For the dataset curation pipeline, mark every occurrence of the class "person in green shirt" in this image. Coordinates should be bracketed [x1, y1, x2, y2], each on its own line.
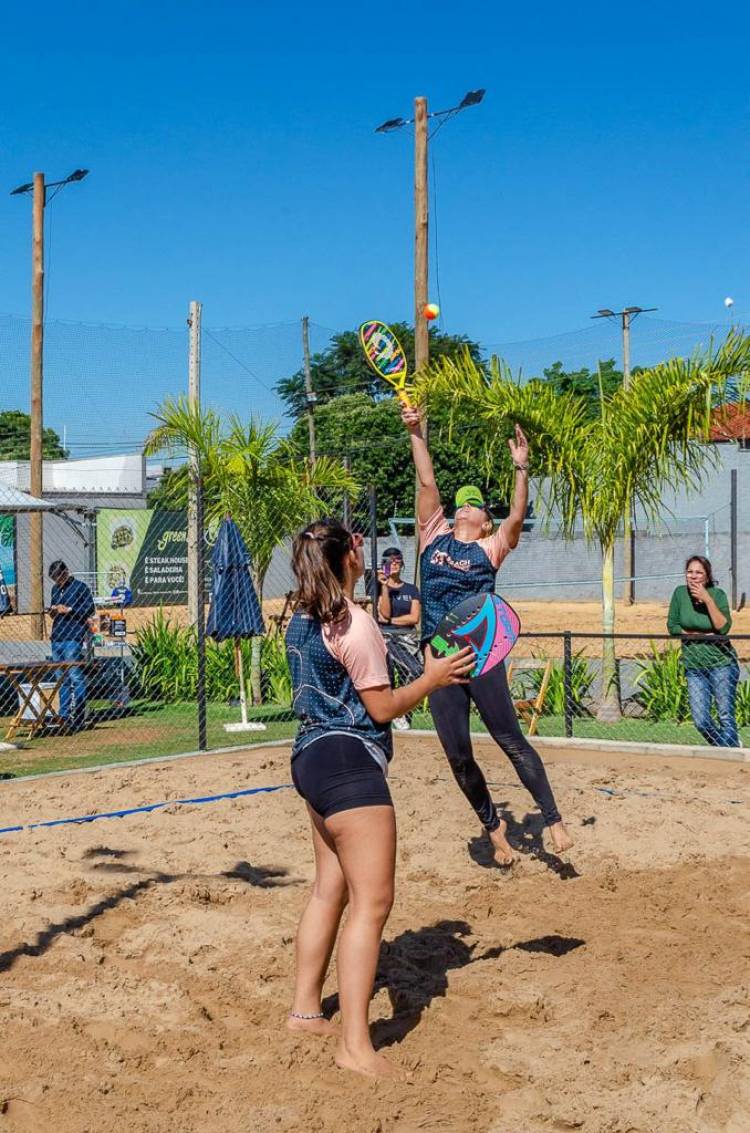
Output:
[667, 556, 739, 747]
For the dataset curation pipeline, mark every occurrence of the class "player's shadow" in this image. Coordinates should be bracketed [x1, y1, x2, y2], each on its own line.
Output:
[0, 846, 295, 974]
[321, 919, 584, 1046]
[468, 800, 580, 880]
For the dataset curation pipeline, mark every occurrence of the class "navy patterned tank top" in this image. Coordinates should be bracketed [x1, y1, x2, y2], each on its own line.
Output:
[420, 532, 498, 642]
[285, 609, 393, 761]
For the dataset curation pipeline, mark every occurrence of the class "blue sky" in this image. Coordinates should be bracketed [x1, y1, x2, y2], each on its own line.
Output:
[1, 1, 749, 448]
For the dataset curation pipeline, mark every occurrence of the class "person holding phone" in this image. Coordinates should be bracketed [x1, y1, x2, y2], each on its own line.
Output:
[48, 560, 95, 733]
[377, 547, 422, 730]
[667, 556, 740, 747]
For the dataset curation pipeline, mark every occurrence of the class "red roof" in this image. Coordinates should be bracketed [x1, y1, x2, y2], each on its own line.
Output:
[710, 403, 750, 442]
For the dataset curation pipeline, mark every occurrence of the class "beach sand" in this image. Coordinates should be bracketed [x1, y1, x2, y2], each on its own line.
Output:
[1, 736, 749, 1133]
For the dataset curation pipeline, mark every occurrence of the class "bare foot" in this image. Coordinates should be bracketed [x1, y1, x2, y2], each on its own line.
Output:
[335, 1041, 403, 1079]
[286, 1014, 338, 1038]
[548, 821, 574, 854]
[488, 819, 515, 866]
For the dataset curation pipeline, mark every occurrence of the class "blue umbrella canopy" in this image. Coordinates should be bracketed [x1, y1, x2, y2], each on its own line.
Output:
[206, 518, 265, 641]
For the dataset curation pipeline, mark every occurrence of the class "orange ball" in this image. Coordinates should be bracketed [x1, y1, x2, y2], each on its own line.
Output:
[423, 303, 440, 320]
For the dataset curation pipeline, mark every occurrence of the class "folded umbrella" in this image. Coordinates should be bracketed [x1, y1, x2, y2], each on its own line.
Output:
[206, 517, 265, 732]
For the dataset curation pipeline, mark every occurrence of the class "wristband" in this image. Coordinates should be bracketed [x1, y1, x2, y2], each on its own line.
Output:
[513, 463, 529, 472]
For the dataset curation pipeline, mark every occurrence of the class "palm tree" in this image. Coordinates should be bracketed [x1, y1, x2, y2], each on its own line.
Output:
[414, 330, 750, 720]
[144, 397, 357, 703]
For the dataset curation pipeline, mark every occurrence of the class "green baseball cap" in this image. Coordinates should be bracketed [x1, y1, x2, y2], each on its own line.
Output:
[455, 485, 486, 509]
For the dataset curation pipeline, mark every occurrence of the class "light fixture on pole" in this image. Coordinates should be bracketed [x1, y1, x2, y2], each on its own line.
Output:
[375, 90, 486, 377]
[10, 168, 90, 639]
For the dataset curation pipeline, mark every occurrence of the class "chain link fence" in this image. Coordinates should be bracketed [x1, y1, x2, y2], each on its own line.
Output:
[2, 309, 750, 774]
[2, 478, 749, 773]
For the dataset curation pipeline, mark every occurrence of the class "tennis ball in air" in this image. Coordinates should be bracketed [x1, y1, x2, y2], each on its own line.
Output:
[423, 303, 440, 320]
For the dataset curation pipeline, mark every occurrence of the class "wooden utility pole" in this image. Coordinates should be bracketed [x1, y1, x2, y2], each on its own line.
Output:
[592, 304, 656, 605]
[30, 172, 45, 640]
[413, 97, 429, 584]
[414, 97, 429, 377]
[302, 315, 316, 467]
[621, 309, 635, 605]
[187, 300, 202, 626]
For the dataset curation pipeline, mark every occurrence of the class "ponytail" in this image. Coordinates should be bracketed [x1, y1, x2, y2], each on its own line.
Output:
[291, 518, 353, 624]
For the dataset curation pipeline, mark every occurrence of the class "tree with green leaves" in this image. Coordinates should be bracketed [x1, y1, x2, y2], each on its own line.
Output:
[275, 324, 484, 416]
[0, 410, 67, 460]
[415, 332, 750, 720]
[542, 359, 625, 415]
[286, 392, 522, 529]
[144, 399, 357, 702]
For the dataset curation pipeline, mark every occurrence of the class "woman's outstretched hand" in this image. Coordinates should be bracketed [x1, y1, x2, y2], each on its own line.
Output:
[508, 423, 529, 466]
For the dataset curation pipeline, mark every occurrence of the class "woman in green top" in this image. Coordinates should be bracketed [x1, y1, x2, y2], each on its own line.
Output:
[667, 556, 739, 747]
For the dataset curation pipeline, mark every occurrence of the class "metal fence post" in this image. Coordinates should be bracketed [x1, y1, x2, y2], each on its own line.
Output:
[563, 630, 573, 738]
[731, 468, 738, 610]
[196, 482, 207, 751]
[368, 485, 378, 613]
[343, 455, 351, 529]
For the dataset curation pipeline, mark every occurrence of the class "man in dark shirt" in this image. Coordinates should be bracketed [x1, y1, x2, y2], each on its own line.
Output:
[377, 547, 422, 729]
[48, 560, 95, 732]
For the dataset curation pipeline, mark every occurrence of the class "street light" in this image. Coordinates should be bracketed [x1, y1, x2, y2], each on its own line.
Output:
[10, 168, 89, 197]
[10, 167, 90, 638]
[375, 89, 486, 136]
[374, 89, 486, 376]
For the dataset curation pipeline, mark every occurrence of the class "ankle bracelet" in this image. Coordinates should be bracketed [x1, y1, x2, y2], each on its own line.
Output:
[289, 1010, 325, 1020]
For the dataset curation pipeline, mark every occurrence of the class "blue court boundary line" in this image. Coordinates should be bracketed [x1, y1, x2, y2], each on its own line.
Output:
[0, 783, 293, 837]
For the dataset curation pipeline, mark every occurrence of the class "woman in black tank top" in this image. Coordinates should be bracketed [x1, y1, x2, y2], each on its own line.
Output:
[285, 517, 474, 1079]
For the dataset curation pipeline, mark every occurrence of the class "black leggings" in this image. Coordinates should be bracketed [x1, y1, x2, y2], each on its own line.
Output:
[428, 661, 562, 832]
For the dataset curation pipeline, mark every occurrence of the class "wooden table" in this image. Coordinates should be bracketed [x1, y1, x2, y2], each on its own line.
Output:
[0, 660, 85, 741]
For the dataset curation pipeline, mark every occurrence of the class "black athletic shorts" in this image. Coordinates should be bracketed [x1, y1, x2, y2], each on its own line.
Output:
[291, 733, 392, 819]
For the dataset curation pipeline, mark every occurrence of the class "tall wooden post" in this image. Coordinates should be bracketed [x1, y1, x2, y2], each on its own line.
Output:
[414, 97, 429, 379]
[302, 315, 316, 467]
[621, 310, 635, 604]
[30, 172, 45, 639]
[413, 97, 429, 586]
[187, 300, 202, 626]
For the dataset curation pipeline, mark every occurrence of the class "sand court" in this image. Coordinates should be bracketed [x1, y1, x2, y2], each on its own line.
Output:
[1, 736, 749, 1133]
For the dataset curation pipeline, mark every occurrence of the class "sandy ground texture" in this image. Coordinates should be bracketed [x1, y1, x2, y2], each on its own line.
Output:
[1, 736, 749, 1133]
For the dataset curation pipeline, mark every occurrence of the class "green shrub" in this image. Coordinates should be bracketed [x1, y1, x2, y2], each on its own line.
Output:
[514, 652, 594, 716]
[633, 644, 689, 723]
[131, 609, 197, 702]
[733, 677, 750, 726]
[131, 610, 291, 706]
[261, 634, 293, 706]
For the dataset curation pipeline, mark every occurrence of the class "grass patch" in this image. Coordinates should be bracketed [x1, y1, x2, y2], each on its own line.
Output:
[409, 709, 749, 748]
[0, 701, 297, 779]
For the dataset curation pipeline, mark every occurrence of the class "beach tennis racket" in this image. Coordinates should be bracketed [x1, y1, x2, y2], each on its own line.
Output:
[429, 593, 521, 679]
[359, 320, 411, 406]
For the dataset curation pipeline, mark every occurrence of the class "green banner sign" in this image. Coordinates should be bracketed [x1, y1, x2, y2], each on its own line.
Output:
[97, 509, 212, 606]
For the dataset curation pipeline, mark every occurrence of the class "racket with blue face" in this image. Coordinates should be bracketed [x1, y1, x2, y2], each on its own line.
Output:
[430, 593, 521, 678]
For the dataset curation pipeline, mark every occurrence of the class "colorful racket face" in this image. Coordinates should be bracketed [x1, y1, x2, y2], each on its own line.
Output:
[430, 593, 521, 678]
[359, 321, 411, 405]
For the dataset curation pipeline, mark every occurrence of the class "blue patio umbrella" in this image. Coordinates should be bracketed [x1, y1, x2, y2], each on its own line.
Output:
[207, 517, 265, 731]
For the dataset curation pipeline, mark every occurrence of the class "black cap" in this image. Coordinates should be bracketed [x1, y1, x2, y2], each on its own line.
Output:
[382, 546, 403, 560]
